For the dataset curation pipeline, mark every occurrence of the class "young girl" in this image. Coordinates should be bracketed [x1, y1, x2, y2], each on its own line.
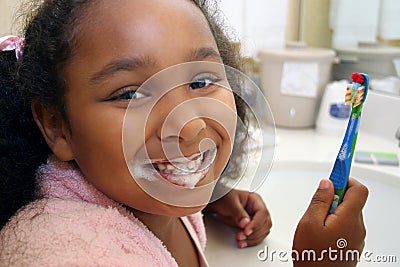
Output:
[0, 0, 368, 266]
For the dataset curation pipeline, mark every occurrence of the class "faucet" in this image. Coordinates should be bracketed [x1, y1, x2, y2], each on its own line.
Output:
[396, 127, 400, 147]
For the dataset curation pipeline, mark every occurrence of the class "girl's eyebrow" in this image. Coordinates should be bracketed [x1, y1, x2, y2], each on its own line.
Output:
[89, 47, 221, 85]
[189, 47, 222, 62]
[90, 56, 155, 85]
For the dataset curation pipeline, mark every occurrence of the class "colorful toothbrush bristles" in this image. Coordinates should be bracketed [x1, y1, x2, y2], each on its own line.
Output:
[352, 73, 366, 85]
[345, 85, 353, 105]
[345, 73, 366, 107]
[354, 87, 365, 107]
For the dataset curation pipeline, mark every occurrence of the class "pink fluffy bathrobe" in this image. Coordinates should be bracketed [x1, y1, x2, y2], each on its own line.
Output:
[0, 157, 208, 266]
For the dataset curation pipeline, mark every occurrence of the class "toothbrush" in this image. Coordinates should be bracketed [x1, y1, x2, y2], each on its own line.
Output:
[329, 73, 369, 213]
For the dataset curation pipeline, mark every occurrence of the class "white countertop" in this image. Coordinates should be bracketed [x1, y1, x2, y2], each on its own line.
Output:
[273, 127, 399, 177]
[205, 127, 400, 267]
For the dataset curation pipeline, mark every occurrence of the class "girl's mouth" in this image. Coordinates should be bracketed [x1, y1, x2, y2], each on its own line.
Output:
[142, 148, 217, 188]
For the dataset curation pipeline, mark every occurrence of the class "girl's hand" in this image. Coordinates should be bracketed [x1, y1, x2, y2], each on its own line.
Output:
[205, 189, 272, 248]
[293, 178, 368, 267]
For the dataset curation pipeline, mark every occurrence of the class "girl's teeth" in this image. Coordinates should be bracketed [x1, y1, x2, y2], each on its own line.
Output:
[157, 163, 166, 170]
[154, 154, 204, 174]
[188, 161, 196, 170]
[166, 164, 175, 171]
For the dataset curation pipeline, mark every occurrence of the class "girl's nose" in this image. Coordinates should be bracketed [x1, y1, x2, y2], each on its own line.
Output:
[155, 88, 207, 142]
[159, 116, 207, 142]
[178, 118, 206, 141]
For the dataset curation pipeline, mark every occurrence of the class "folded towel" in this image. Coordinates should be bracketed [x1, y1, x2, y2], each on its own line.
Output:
[330, 0, 380, 47]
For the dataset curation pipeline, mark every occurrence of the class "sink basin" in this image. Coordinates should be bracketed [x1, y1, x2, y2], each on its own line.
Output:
[205, 161, 400, 266]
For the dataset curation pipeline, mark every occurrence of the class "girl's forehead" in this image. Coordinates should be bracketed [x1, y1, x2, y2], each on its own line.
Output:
[69, 0, 218, 75]
[80, 0, 211, 37]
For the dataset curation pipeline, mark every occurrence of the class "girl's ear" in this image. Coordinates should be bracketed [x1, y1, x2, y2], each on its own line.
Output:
[31, 100, 74, 161]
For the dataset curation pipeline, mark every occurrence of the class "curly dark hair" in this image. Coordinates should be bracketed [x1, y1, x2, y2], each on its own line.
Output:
[0, 0, 247, 228]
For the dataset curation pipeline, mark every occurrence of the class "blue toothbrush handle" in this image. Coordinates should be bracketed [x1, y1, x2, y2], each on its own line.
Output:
[329, 115, 359, 213]
[329, 72, 368, 213]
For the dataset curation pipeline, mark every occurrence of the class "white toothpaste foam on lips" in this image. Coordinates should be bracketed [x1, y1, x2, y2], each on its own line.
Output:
[131, 147, 217, 188]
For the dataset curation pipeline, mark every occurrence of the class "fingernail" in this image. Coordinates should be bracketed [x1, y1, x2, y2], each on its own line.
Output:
[239, 241, 248, 249]
[238, 232, 247, 241]
[319, 179, 330, 189]
[239, 217, 250, 228]
[245, 229, 253, 236]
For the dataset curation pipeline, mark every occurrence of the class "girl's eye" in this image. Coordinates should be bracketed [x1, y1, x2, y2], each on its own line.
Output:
[189, 75, 221, 91]
[108, 87, 147, 101]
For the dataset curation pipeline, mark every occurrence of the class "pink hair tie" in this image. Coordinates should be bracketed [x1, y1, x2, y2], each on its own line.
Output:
[0, 35, 25, 61]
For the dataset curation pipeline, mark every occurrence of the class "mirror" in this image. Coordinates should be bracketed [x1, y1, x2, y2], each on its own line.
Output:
[296, 0, 400, 98]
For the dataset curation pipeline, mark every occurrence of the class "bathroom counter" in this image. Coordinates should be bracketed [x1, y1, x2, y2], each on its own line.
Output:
[273, 127, 400, 178]
[204, 127, 400, 267]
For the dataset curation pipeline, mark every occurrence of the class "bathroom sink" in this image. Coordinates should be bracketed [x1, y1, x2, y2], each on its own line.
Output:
[205, 161, 400, 266]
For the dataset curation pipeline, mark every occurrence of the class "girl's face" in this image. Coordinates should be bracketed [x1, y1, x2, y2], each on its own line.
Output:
[60, 0, 236, 216]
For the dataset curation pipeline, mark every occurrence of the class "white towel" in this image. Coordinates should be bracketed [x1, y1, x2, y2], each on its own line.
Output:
[245, 0, 289, 51]
[220, 0, 289, 56]
[330, 0, 380, 47]
[379, 0, 400, 39]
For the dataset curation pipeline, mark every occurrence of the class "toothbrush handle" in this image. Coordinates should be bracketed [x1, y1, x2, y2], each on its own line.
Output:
[331, 187, 347, 213]
[329, 73, 369, 213]
[329, 105, 362, 213]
